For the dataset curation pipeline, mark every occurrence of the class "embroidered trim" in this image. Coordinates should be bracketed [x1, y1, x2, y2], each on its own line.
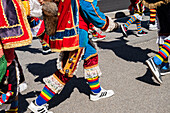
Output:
[2, 0, 32, 49]
[85, 53, 98, 61]
[51, 46, 80, 52]
[91, 3, 105, 21]
[0, 0, 24, 39]
[57, 48, 84, 76]
[3, 39, 32, 49]
[43, 74, 65, 94]
[104, 16, 117, 32]
[85, 0, 94, 2]
[84, 65, 102, 79]
[0, 1, 9, 27]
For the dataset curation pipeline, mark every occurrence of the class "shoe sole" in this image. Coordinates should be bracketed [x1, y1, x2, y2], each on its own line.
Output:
[28, 102, 53, 113]
[146, 59, 162, 84]
[28, 102, 37, 113]
[42, 49, 51, 54]
[120, 25, 127, 37]
[90, 91, 114, 101]
[136, 34, 148, 37]
[160, 71, 170, 76]
[92, 38, 105, 42]
[149, 28, 158, 31]
[19, 82, 28, 93]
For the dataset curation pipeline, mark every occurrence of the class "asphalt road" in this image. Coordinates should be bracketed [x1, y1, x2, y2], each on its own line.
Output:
[17, 14, 170, 113]
[98, 0, 131, 13]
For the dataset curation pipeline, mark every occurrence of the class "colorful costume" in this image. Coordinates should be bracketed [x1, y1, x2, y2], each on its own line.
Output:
[28, 0, 51, 54]
[89, 23, 106, 42]
[28, 0, 118, 112]
[121, 0, 147, 37]
[0, 0, 32, 112]
[149, 8, 158, 30]
[145, 0, 170, 84]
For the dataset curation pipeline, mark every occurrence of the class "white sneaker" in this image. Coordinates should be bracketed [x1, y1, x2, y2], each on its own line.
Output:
[42, 46, 51, 55]
[160, 64, 170, 75]
[149, 24, 158, 31]
[28, 101, 53, 113]
[90, 88, 114, 101]
[146, 57, 162, 84]
[19, 82, 28, 93]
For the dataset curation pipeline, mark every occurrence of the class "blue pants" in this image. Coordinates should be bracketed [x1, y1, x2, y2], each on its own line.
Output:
[79, 28, 97, 60]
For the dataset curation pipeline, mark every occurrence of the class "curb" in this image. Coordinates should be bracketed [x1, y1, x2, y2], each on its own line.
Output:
[104, 9, 130, 19]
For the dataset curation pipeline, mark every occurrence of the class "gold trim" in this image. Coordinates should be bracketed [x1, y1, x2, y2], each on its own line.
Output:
[0, 43, 2, 49]
[1, 0, 32, 49]
[85, 0, 93, 2]
[84, 64, 98, 69]
[85, 53, 97, 61]
[2, 0, 32, 49]
[51, 46, 80, 52]
[0, 0, 24, 39]
[63, 48, 83, 75]
[53, 74, 65, 85]
[3, 38, 32, 49]
[0, 1, 9, 27]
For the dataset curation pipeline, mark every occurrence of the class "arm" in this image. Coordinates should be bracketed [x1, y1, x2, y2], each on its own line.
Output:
[80, 0, 119, 32]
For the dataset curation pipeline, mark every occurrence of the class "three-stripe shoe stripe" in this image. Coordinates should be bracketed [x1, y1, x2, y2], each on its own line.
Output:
[99, 92, 107, 97]
[146, 58, 162, 84]
[120, 25, 127, 37]
[37, 108, 47, 113]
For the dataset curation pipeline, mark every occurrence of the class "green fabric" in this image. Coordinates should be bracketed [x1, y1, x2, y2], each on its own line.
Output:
[0, 55, 7, 83]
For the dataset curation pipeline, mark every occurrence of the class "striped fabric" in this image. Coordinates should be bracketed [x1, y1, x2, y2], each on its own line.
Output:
[136, 20, 142, 33]
[150, 9, 157, 24]
[125, 15, 137, 28]
[154, 40, 170, 65]
[40, 40, 48, 47]
[36, 85, 55, 106]
[87, 76, 101, 94]
[159, 45, 169, 69]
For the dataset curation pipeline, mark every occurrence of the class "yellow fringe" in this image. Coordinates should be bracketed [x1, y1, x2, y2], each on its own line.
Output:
[142, 0, 170, 9]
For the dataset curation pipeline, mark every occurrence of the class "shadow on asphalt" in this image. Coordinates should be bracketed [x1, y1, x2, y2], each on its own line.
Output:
[15, 45, 42, 54]
[19, 59, 91, 112]
[114, 16, 150, 31]
[96, 37, 160, 86]
[19, 91, 41, 113]
[96, 36, 157, 63]
[26, 59, 58, 83]
[19, 76, 91, 112]
[48, 76, 91, 109]
[136, 69, 160, 86]
[15, 37, 52, 55]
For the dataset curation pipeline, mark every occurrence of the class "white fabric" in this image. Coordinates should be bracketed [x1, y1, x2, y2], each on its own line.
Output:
[84, 65, 102, 79]
[31, 20, 43, 37]
[156, 35, 170, 45]
[43, 74, 64, 94]
[133, 13, 143, 21]
[0, 104, 11, 111]
[156, 36, 166, 45]
[29, 0, 42, 17]
[105, 16, 117, 32]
